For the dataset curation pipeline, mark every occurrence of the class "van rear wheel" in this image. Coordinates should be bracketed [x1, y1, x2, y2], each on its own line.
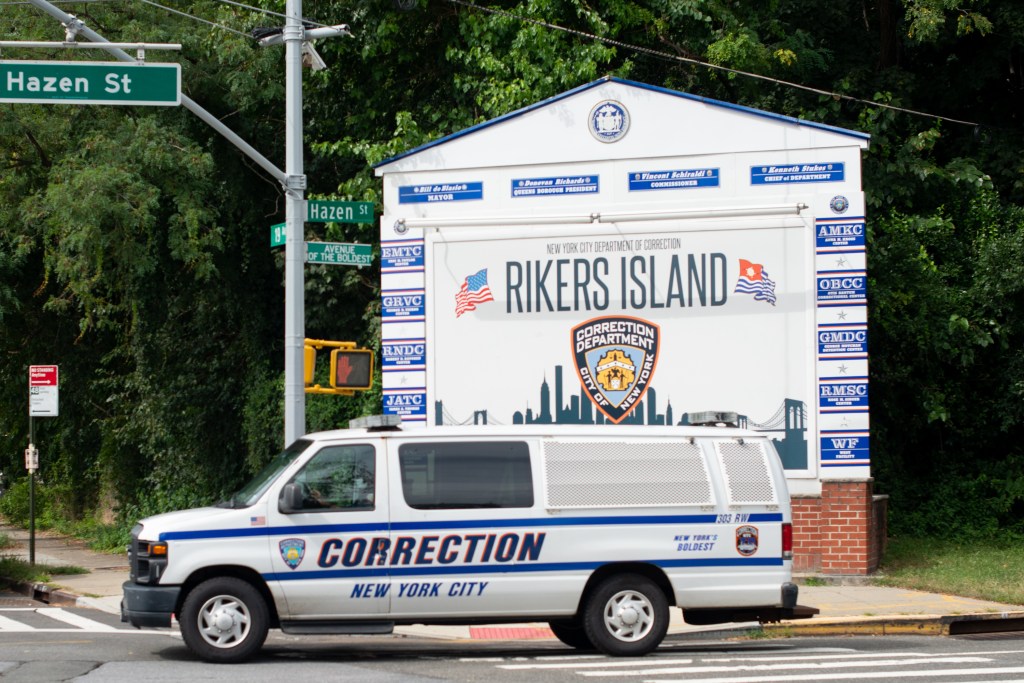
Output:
[549, 618, 594, 650]
[179, 577, 269, 663]
[582, 574, 668, 656]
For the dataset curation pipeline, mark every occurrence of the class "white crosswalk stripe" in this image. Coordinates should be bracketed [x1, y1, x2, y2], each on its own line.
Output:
[36, 607, 120, 632]
[0, 607, 141, 633]
[0, 614, 34, 631]
[480, 646, 1024, 682]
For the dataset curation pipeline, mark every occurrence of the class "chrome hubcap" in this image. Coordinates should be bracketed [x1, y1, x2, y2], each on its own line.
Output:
[602, 589, 654, 642]
[198, 595, 251, 648]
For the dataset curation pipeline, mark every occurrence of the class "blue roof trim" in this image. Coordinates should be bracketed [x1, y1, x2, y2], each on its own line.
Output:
[374, 78, 609, 170]
[374, 76, 869, 170]
[610, 77, 870, 142]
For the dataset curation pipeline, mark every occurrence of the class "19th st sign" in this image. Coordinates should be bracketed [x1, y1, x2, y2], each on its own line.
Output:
[1, 60, 180, 105]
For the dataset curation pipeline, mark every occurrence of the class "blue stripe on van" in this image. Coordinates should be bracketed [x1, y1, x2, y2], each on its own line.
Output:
[158, 513, 784, 542]
[262, 556, 784, 582]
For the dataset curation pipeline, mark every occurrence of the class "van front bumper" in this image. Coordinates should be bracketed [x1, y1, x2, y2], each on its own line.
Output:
[121, 581, 180, 628]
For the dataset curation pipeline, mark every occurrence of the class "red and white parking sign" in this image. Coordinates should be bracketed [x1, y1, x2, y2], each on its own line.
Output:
[29, 365, 59, 416]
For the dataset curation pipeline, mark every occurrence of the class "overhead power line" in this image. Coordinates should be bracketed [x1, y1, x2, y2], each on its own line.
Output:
[446, 0, 979, 128]
[135, 0, 331, 41]
[138, 0, 251, 37]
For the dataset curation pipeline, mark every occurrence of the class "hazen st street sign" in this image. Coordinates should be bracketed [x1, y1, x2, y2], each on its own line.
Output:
[1, 60, 181, 106]
[306, 200, 374, 224]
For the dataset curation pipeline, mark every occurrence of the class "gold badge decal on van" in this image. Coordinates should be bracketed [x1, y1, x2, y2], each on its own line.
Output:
[571, 316, 660, 424]
[736, 525, 759, 556]
[280, 538, 306, 569]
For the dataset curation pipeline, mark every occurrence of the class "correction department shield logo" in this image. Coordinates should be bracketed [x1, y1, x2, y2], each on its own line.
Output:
[279, 538, 306, 569]
[736, 525, 759, 556]
[571, 316, 660, 424]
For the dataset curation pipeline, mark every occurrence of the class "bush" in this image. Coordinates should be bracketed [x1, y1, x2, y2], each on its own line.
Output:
[0, 478, 40, 527]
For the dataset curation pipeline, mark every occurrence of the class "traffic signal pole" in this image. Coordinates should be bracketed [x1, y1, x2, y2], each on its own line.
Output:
[282, 0, 306, 446]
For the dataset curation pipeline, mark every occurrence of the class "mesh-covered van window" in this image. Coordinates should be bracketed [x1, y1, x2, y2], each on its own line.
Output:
[714, 440, 778, 505]
[544, 441, 714, 508]
[398, 442, 534, 509]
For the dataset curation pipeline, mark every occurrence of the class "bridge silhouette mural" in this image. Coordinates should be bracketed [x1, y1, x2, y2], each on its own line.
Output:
[435, 364, 808, 470]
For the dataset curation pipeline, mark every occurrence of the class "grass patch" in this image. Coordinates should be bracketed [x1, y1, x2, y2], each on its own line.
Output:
[876, 536, 1024, 605]
[0, 556, 88, 589]
[0, 533, 12, 550]
[44, 518, 131, 554]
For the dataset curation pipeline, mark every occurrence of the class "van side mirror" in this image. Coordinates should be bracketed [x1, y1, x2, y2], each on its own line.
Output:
[279, 483, 304, 513]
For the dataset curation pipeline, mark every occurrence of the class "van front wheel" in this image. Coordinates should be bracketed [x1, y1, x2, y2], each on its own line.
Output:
[179, 577, 269, 663]
[582, 574, 668, 656]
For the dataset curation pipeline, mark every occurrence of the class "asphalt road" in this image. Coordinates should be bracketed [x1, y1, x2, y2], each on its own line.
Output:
[4, 597, 1024, 682]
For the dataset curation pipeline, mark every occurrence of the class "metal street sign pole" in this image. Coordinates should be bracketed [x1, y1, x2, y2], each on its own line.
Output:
[27, 364, 57, 566]
[282, 0, 305, 446]
[28, 419, 35, 565]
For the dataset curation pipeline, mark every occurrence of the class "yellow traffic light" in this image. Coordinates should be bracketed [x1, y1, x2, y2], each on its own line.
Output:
[330, 349, 374, 390]
[303, 345, 316, 385]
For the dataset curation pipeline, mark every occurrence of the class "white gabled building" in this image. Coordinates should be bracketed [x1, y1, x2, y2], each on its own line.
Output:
[374, 77, 879, 574]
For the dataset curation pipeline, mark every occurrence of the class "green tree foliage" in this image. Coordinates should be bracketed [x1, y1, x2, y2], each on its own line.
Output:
[1, 0, 1022, 539]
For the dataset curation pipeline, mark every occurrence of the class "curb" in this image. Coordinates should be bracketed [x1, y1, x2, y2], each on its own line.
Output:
[763, 611, 1024, 637]
[30, 582, 81, 608]
[8, 581, 83, 609]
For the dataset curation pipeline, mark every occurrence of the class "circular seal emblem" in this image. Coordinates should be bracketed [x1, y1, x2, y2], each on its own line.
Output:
[829, 195, 850, 214]
[588, 100, 630, 143]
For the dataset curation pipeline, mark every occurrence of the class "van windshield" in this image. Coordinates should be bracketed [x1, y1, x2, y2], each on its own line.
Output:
[217, 439, 312, 508]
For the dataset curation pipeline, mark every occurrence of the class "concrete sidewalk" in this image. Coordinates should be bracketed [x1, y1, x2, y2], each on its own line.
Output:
[4, 522, 1024, 639]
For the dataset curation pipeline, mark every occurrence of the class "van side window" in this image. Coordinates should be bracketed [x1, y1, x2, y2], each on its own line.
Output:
[287, 444, 375, 512]
[399, 441, 533, 509]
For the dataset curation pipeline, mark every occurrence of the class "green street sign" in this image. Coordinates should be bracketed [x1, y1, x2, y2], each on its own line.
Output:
[306, 242, 373, 267]
[270, 222, 287, 247]
[306, 200, 374, 224]
[0, 60, 181, 106]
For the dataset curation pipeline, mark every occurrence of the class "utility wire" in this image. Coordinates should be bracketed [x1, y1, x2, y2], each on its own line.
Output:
[447, 0, 979, 127]
[206, 0, 329, 28]
[0, 0, 110, 4]
[135, 0, 329, 40]
[138, 0, 251, 37]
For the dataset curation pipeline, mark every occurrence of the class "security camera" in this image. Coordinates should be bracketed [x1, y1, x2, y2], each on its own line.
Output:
[302, 43, 328, 71]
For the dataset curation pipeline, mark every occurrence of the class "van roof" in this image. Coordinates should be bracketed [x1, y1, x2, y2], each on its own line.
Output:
[301, 423, 767, 442]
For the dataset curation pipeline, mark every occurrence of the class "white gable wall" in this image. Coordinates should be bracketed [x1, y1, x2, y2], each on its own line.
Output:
[376, 78, 871, 497]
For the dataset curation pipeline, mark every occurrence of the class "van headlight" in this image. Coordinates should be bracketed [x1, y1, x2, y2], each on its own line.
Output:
[128, 530, 169, 584]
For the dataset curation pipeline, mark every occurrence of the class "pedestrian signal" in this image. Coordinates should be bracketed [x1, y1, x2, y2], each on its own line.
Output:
[330, 349, 374, 391]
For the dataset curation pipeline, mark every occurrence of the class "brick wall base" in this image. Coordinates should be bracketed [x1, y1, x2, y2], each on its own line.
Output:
[792, 479, 888, 575]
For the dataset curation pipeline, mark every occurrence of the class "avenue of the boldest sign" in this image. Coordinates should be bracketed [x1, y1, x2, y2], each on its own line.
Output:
[0, 60, 181, 106]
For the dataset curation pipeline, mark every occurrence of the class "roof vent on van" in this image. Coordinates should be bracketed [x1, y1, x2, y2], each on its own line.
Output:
[348, 415, 402, 431]
[688, 411, 740, 427]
